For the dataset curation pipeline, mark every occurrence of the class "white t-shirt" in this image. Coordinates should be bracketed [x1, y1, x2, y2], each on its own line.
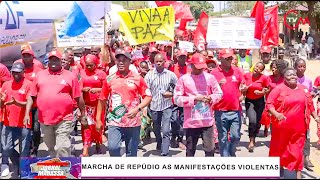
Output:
[109, 64, 139, 75]
[298, 43, 310, 59]
[307, 36, 314, 51]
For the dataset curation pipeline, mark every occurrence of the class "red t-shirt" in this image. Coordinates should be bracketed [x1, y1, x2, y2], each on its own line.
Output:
[244, 73, 270, 100]
[80, 69, 107, 107]
[1, 79, 32, 128]
[314, 76, 320, 87]
[169, 63, 191, 79]
[30, 69, 81, 125]
[99, 71, 152, 127]
[211, 66, 244, 111]
[0, 63, 12, 87]
[14, 58, 44, 70]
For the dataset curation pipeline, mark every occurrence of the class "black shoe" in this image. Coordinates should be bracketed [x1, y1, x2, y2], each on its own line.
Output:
[160, 153, 168, 156]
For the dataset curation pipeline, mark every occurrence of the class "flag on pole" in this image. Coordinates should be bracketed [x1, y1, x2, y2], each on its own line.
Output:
[194, 12, 208, 51]
[262, 5, 279, 46]
[250, 1, 265, 40]
[61, 1, 111, 37]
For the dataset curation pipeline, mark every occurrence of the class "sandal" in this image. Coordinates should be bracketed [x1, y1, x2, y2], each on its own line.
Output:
[248, 145, 255, 153]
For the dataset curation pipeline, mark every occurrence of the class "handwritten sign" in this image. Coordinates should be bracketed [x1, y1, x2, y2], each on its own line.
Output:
[206, 17, 261, 49]
[118, 6, 175, 45]
[54, 20, 105, 47]
[179, 41, 194, 52]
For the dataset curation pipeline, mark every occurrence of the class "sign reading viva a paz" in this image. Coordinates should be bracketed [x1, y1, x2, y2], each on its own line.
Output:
[118, 6, 175, 45]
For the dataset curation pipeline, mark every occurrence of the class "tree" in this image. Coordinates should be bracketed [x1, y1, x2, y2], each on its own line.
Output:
[225, 1, 256, 16]
[185, 1, 214, 20]
[270, 1, 320, 49]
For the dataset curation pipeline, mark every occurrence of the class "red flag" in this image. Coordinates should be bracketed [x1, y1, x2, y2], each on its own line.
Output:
[262, 5, 279, 46]
[250, 1, 265, 40]
[155, 1, 193, 21]
[194, 12, 209, 51]
[179, 19, 189, 30]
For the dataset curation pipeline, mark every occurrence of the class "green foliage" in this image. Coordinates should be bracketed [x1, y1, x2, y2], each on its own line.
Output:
[185, 1, 214, 20]
[225, 1, 256, 16]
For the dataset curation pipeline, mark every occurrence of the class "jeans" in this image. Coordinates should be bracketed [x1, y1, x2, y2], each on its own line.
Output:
[0, 122, 3, 154]
[108, 126, 140, 157]
[1, 126, 31, 165]
[185, 126, 215, 157]
[215, 111, 241, 157]
[171, 106, 184, 142]
[245, 97, 265, 138]
[150, 107, 173, 155]
[30, 108, 41, 156]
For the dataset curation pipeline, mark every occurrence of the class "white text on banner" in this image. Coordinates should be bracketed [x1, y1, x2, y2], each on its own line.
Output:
[81, 157, 280, 178]
[54, 19, 105, 48]
[206, 17, 262, 49]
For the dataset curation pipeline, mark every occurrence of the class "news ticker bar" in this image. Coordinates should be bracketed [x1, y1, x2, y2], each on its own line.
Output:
[20, 157, 280, 179]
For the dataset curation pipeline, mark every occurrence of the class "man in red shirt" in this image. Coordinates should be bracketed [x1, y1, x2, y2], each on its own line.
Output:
[96, 48, 152, 157]
[17, 49, 44, 158]
[66, 49, 82, 74]
[169, 49, 190, 150]
[0, 62, 32, 177]
[211, 49, 246, 157]
[23, 50, 86, 157]
[14, 49, 44, 70]
[0, 62, 11, 158]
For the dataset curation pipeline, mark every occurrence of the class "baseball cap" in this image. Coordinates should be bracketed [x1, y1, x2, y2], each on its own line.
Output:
[191, 53, 207, 69]
[48, 50, 62, 59]
[11, 62, 25, 73]
[149, 47, 158, 53]
[21, 49, 35, 56]
[219, 49, 234, 59]
[178, 49, 188, 56]
[21, 44, 32, 52]
[115, 48, 132, 59]
[260, 46, 272, 53]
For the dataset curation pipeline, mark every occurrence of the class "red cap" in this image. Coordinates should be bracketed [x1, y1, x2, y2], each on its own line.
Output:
[191, 53, 207, 69]
[85, 54, 99, 65]
[48, 50, 62, 59]
[149, 47, 158, 53]
[219, 49, 234, 59]
[178, 49, 188, 56]
[115, 48, 132, 59]
[21, 49, 35, 56]
[260, 46, 272, 53]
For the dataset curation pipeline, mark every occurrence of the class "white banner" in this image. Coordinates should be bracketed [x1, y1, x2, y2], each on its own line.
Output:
[156, 40, 172, 45]
[206, 17, 261, 49]
[81, 157, 280, 178]
[179, 41, 194, 52]
[54, 19, 105, 47]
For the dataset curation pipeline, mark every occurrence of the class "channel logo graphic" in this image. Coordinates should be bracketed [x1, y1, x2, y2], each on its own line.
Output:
[20, 157, 81, 179]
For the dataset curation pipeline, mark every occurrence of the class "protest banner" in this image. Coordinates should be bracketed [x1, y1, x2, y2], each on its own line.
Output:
[156, 40, 172, 45]
[206, 17, 261, 49]
[54, 19, 105, 47]
[118, 6, 175, 45]
[179, 41, 194, 52]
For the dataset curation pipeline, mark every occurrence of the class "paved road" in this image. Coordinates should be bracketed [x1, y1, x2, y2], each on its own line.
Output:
[1, 59, 320, 179]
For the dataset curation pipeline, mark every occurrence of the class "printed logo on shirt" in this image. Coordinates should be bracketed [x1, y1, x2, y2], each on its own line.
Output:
[304, 89, 309, 93]
[231, 76, 238, 82]
[31, 73, 36, 78]
[19, 89, 26, 94]
[191, 101, 212, 121]
[94, 76, 98, 80]
[126, 79, 135, 87]
[60, 79, 67, 85]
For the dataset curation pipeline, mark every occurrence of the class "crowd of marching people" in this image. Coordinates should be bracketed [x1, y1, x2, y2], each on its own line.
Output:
[0, 30, 320, 179]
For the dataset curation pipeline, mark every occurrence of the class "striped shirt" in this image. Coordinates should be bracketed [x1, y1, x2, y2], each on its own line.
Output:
[145, 68, 178, 111]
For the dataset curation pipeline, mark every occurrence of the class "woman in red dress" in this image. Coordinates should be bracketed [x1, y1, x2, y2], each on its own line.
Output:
[80, 54, 107, 157]
[266, 68, 319, 178]
[261, 60, 287, 137]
